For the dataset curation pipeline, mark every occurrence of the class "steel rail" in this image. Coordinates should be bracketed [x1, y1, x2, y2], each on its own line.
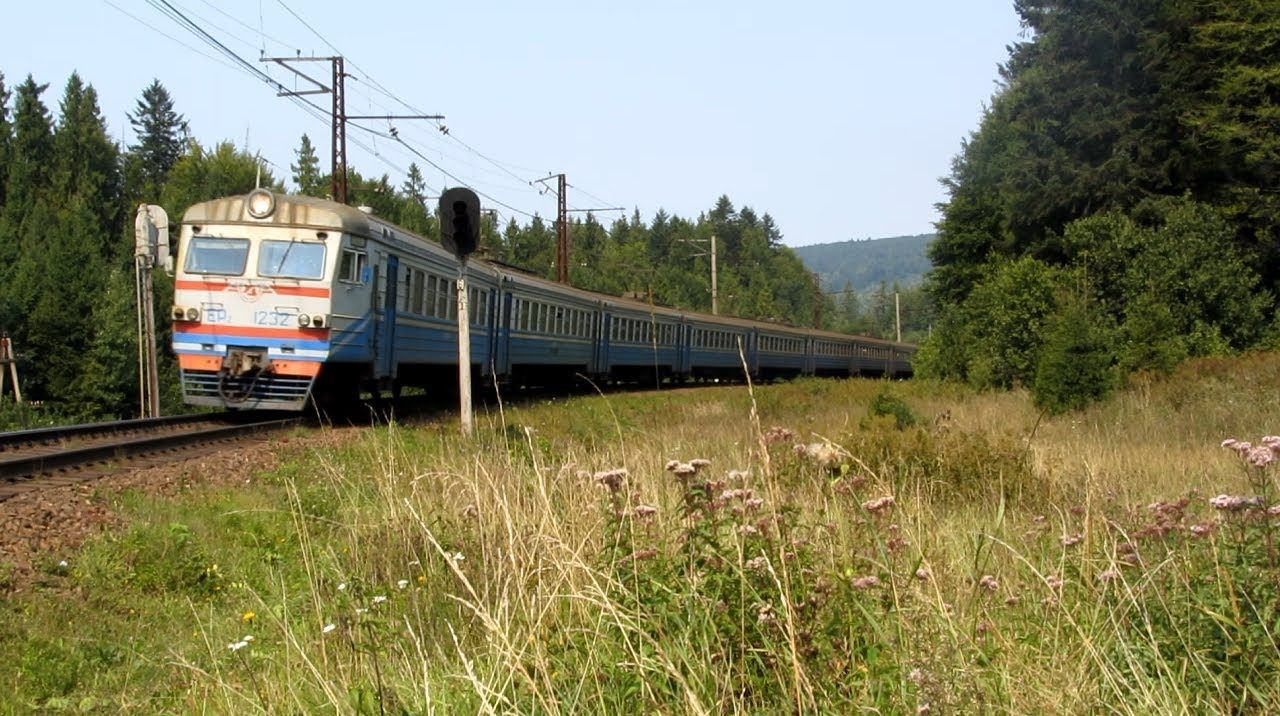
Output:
[0, 412, 278, 452]
[0, 417, 300, 484]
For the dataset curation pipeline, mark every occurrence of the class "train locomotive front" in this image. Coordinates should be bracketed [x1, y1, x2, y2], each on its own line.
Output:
[171, 189, 372, 411]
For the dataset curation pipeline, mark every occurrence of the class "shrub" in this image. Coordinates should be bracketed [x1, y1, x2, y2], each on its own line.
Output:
[868, 389, 921, 428]
[1032, 297, 1114, 414]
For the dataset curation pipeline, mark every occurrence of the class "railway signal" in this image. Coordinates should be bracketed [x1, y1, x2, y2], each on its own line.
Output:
[439, 188, 482, 437]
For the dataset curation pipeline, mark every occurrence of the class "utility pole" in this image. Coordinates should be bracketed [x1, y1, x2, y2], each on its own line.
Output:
[262, 55, 442, 204]
[895, 291, 902, 343]
[134, 205, 172, 418]
[710, 234, 719, 315]
[533, 172, 623, 284]
[812, 272, 823, 329]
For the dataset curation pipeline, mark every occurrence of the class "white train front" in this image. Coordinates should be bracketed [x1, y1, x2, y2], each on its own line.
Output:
[170, 189, 915, 412]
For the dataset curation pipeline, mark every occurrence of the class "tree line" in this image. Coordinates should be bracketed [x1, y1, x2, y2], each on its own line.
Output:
[919, 0, 1280, 412]
[0, 68, 856, 425]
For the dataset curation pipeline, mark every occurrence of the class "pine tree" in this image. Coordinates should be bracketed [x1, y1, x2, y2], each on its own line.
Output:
[0, 71, 12, 212]
[52, 73, 121, 257]
[291, 133, 323, 196]
[127, 80, 187, 198]
[0, 76, 54, 341]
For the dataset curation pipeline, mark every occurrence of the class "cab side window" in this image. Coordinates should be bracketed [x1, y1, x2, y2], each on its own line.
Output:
[339, 249, 368, 283]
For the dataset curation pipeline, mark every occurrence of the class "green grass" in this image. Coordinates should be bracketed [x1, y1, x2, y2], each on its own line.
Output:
[2, 354, 1279, 713]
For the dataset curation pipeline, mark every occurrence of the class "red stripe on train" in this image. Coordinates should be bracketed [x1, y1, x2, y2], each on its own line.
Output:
[175, 280, 331, 298]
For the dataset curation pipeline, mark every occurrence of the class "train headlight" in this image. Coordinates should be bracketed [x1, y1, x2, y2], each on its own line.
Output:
[298, 313, 311, 327]
[172, 306, 185, 321]
[185, 307, 200, 321]
[246, 188, 276, 219]
[311, 314, 326, 328]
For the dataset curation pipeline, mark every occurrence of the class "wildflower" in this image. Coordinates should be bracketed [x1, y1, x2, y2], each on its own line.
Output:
[745, 556, 768, 572]
[57, 560, 68, 569]
[337, 582, 348, 591]
[1189, 522, 1215, 537]
[1097, 569, 1120, 583]
[408, 559, 420, 566]
[1246, 446, 1275, 468]
[690, 458, 712, 470]
[1045, 574, 1065, 590]
[726, 469, 750, 481]
[1209, 494, 1264, 511]
[242, 610, 256, 624]
[743, 497, 764, 511]
[763, 426, 797, 444]
[908, 668, 925, 683]
[664, 460, 681, 471]
[671, 462, 696, 477]
[1269, 505, 1280, 517]
[719, 488, 745, 501]
[355, 608, 368, 614]
[228, 640, 249, 652]
[371, 595, 387, 605]
[918, 704, 932, 715]
[796, 442, 843, 468]
[633, 504, 658, 519]
[322, 623, 336, 634]
[1221, 438, 1239, 449]
[852, 575, 881, 589]
[1060, 533, 1083, 547]
[915, 567, 931, 581]
[887, 536, 910, 553]
[739, 524, 760, 536]
[978, 575, 999, 591]
[1004, 595, 1020, 606]
[1262, 435, 1280, 452]
[593, 468, 628, 491]
[417, 575, 427, 584]
[450, 552, 465, 564]
[862, 496, 896, 513]
[756, 603, 777, 625]
[397, 579, 409, 589]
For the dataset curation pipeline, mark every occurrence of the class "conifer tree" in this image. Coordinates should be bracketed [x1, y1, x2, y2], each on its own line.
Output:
[127, 80, 187, 197]
[291, 133, 323, 196]
[0, 75, 54, 343]
[52, 73, 121, 256]
[0, 71, 12, 212]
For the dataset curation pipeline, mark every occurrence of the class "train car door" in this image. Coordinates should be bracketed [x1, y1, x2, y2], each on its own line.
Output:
[375, 254, 399, 379]
[598, 312, 612, 374]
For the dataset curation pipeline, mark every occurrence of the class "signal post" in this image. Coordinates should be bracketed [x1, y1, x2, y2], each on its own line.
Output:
[439, 188, 482, 437]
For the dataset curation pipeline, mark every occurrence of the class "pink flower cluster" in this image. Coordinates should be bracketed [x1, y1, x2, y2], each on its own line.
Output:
[862, 496, 896, 513]
[1222, 436, 1280, 468]
[1208, 494, 1265, 512]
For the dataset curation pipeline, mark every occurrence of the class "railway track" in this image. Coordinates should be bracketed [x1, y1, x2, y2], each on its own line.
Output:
[0, 412, 302, 501]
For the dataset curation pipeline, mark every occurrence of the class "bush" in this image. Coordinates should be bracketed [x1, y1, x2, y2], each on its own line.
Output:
[1032, 297, 1114, 414]
[868, 389, 921, 428]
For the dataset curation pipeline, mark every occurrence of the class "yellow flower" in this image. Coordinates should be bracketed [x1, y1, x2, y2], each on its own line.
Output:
[242, 610, 257, 624]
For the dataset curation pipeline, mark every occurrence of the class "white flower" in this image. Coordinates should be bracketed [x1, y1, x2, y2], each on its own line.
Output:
[337, 582, 348, 591]
[241, 635, 255, 643]
[228, 640, 248, 652]
[397, 579, 409, 589]
[372, 595, 387, 605]
[322, 623, 336, 634]
[57, 560, 69, 569]
[450, 552, 465, 564]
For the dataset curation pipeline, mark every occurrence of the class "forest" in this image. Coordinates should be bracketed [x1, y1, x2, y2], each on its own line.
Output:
[0, 69, 910, 424]
[919, 0, 1280, 412]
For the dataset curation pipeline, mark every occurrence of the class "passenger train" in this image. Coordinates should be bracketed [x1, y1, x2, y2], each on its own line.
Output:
[170, 189, 916, 412]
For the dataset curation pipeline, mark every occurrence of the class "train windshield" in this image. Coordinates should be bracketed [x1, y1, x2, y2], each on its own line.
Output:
[258, 240, 326, 280]
[184, 237, 250, 275]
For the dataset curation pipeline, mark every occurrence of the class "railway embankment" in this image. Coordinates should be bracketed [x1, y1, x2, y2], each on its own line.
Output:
[2, 354, 1279, 711]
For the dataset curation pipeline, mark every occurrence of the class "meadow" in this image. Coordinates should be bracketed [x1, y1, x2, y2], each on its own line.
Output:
[2, 352, 1279, 714]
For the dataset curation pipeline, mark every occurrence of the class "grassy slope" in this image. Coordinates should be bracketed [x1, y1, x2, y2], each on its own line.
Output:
[3, 353, 1279, 713]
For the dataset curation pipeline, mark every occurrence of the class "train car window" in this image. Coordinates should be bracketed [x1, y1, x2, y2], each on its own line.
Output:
[258, 240, 326, 279]
[338, 249, 367, 284]
[434, 277, 448, 318]
[185, 237, 250, 276]
[410, 270, 425, 315]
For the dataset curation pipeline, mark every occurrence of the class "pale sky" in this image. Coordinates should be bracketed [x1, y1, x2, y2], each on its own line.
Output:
[2, 1, 1024, 247]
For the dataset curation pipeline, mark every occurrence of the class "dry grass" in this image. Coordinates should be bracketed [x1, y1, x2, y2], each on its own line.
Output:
[4, 353, 1280, 713]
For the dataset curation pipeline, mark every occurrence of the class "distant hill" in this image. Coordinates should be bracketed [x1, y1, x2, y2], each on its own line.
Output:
[793, 234, 935, 292]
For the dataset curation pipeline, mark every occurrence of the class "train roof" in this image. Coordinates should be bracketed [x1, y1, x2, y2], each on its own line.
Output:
[182, 191, 915, 352]
[183, 192, 382, 237]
